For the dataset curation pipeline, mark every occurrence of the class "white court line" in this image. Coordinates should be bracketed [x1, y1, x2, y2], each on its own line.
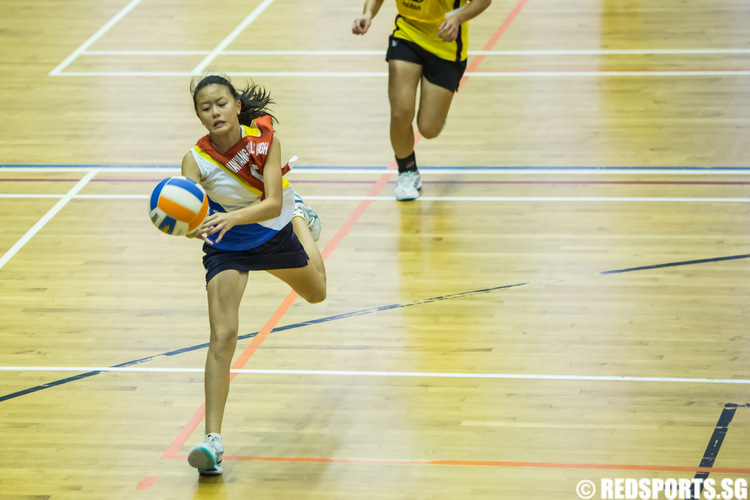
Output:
[85, 50, 211, 56]
[54, 71, 389, 77]
[77, 194, 147, 199]
[80, 49, 750, 57]
[2, 194, 749, 203]
[0, 167, 183, 173]
[192, 0, 276, 75]
[316, 196, 750, 203]
[471, 48, 750, 55]
[49, 0, 143, 76]
[224, 50, 384, 56]
[51, 70, 750, 78]
[472, 71, 750, 77]
[286, 168, 750, 176]
[302, 196, 750, 203]
[0, 194, 66, 199]
[3, 167, 750, 175]
[313, 196, 750, 202]
[0, 366, 747, 385]
[0, 171, 97, 270]
[57, 71, 195, 77]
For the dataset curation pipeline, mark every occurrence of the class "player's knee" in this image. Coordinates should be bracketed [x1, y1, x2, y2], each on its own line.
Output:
[416, 114, 444, 138]
[209, 327, 238, 352]
[307, 289, 327, 304]
[390, 107, 415, 126]
[417, 119, 444, 139]
[302, 285, 326, 304]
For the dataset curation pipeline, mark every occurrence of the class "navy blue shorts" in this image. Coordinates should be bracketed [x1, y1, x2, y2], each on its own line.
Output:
[385, 35, 467, 92]
[202, 222, 309, 284]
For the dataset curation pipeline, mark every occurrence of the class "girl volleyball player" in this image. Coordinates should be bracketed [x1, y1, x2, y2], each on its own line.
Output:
[352, 0, 492, 200]
[181, 74, 327, 475]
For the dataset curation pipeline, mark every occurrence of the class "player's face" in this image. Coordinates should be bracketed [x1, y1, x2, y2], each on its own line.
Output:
[194, 84, 241, 135]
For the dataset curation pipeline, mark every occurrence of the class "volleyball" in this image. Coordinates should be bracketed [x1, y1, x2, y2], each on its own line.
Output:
[148, 176, 209, 236]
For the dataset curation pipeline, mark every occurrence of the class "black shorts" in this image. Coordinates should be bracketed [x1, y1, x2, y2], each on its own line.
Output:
[202, 222, 309, 284]
[385, 35, 467, 93]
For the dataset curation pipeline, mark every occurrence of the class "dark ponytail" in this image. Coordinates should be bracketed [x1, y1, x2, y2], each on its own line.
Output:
[191, 74, 277, 125]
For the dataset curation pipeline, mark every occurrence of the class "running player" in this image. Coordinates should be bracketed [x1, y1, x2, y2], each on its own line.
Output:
[352, 0, 492, 200]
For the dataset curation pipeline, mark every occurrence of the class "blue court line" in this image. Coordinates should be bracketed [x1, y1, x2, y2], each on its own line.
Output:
[2, 253, 750, 402]
[3, 164, 750, 171]
[691, 404, 749, 499]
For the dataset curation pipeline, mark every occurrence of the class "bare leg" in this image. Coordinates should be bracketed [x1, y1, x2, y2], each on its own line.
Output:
[204, 269, 248, 434]
[388, 59, 423, 158]
[267, 217, 326, 303]
[416, 76, 455, 139]
[201, 219, 325, 433]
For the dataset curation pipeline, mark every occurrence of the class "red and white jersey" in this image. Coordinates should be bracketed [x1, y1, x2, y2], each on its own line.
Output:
[190, 116, 295, 250]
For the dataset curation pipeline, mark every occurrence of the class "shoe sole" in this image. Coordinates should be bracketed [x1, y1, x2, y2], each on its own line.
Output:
[395, 189, 421, 201]
[188, 444, 217, 470]
[198, 464, 223, 476]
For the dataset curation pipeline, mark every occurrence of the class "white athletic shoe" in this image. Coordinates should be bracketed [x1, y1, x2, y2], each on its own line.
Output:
[394, 171, 422, 201]
[188, 433, 224, 475]
[293, 190, 321, 242]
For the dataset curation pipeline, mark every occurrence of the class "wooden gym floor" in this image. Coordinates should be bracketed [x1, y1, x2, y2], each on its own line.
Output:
[1, 0, 750, 498]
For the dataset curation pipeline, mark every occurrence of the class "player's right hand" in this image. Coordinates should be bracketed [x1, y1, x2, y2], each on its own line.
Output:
[352, 16, 372, 35]
[186, 229, 211, 244]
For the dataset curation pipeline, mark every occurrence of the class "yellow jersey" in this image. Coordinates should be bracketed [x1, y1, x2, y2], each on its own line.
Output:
[393, 0, 470, 62]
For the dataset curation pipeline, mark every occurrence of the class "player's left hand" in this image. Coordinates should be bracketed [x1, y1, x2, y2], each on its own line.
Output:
[438, 17, 461, 42]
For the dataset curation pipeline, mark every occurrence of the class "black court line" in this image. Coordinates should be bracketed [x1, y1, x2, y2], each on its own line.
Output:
[602, 254, 750, 275]
[690, 404, 749, 500]
[0, 283, 527, 403]
[2, 253, 750, 402]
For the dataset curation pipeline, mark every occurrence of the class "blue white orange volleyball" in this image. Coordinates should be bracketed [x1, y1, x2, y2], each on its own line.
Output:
[148, 176, 209, 236]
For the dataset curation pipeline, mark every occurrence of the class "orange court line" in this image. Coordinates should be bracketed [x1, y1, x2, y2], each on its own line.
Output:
[460, 0, 529, 86]
[165, 454, 750, 475]
[136, 476, 158, 490]
[163, 0, 529, 460]
[162, 403, 205, 458]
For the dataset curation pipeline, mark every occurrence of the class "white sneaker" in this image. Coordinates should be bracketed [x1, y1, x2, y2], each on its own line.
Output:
[293, 190, 321, 241]
[188, 433, 223, 475]
[394, 171, 422, 201]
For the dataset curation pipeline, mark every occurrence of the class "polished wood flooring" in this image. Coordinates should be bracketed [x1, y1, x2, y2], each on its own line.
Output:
[1, 0, 750, 499]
